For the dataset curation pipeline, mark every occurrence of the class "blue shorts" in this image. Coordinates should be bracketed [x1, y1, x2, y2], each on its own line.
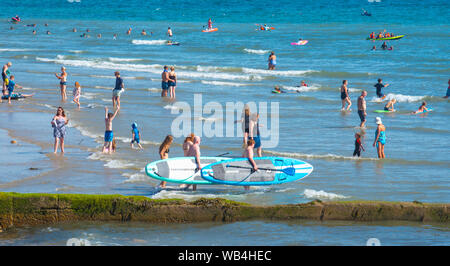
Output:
[104, 131, 113, 142]
[254, 136, 261, 149]
[446, 88, 450, 97]
[131, 138, 140, 144]
[168, 81, 176, 87]
[161, 81, 169, 90]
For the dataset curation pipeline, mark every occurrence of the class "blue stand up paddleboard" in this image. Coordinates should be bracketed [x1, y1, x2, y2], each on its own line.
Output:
[200, 157, 313, 186]
[145, 156, 231, 185]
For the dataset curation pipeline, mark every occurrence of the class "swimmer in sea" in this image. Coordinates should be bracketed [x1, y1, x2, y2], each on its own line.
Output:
[32, 30, 36, 35]
[141, 29, 146, 36]
[299, 80, 308, 87]
[374, 78, 389, 99]
[371, 45, 376, 51]
[384, 98, 396, 111]
[167, 27, 172, 37]
[127, 27, 132, 35]
[412, 101, 428, 114]
[113, 34, 117, 40]
[381, 42, 388, 50]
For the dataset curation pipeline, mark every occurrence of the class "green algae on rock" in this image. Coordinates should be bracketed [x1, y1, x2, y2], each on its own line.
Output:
[0, 192, 448, 231]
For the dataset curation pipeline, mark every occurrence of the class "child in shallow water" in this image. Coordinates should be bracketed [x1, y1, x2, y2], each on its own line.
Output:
[413, 101, 428, 114]
[130, 122, 143, 149]
[384, 98, 396, 111]
[73, 81, 81, 108]
[353, 132, 365, 157]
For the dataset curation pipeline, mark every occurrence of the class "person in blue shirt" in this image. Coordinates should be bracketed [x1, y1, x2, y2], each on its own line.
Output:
[130, 122, 143, 149]
[6, 75, 22, 104]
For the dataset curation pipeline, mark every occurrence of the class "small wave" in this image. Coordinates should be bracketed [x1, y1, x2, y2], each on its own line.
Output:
[108, 57, 143, 62]
[282, 85, 320, 92]
[147, 87, 161, 92]
[80, 92, 99, 100]
[69, 50, 84, 54]
[242, 68, 316, 76]
[104, 160, 135, 169]
[163, 105, 179, 111]
[243, 48, 270, 54]
[201, 80, 250, 87]
[370, 93, 426, 103]
[264, 150, 378, 161]
[132, 39, 167, 45]
[0, 48, 34, 52]
[122, 173, 149, 184]
[115, 137, 159, 146]
[303, 189, 349, 200]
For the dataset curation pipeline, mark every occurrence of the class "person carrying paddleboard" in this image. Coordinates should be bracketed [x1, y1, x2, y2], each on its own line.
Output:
[158, 135, 173, 188]
[185, 136, 202, 191]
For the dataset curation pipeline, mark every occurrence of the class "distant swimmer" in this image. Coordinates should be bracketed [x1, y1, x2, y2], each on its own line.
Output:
[32, 30, 36, 35]
[113, 34, 117, 40]
[46, 30, 51, 35]
[268, 51, 276, 70]
[72, 28, 77, 32]
[272, 86, 299, 94]
[412, 101, 428, 114]
[371, 45, 376, 51]
[361, 9, 371, 16]
[381, 41, 388, 50]
[141, 29, 147, 36]
[299, 80, 308, 87]
[444, 79, 450, 98]
[26, 24, 36, 27]
[384, 98, 396, 111]
[374, 78, 389, 99]
[167, 27, 172, 37]
[126, 27, 132, 35]
[340, 80, 351, 111]
[55, 66, 67, 101]
[97, 34, 102, 38]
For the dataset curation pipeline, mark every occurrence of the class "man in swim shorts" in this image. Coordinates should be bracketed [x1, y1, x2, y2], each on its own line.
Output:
[444, 79, 450, 99]
[161, 66, 170, 97]
[112, 71, 124, 109]
[357, 90, 367, 128]
[268, 52, 276, 70]
[374, 78, 389, 99]
[103, 106, 120, 154]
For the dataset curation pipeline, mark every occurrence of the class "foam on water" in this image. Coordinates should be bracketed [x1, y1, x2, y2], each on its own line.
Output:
[104, 159, 136, 169]
[303, 189, 349, 200]
[201, 80, 250, 87]
[131, 39, 167, 45]
[243, 48, 270, 54]
[370, 93, 427, 103]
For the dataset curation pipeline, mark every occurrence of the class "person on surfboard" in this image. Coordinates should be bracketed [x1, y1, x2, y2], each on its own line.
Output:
[384, 98, 396, 111]
[412, 101, 429, 114]
[374, 78, 389, 99]
[242, 138, 258, 191]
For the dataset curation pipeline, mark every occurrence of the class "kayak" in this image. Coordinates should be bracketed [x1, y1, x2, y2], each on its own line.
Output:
[291, 40, 308, 45]
[366, 35, 404, 41]
[202, 28, 218, 33]
[260, 26, 275, 31]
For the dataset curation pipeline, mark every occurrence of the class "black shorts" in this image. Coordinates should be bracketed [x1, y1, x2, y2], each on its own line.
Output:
[353, 149, 361, 157]
[2, 73, 6, 81]
[340, 92, 347, 100]
[358, 110, 366, 122]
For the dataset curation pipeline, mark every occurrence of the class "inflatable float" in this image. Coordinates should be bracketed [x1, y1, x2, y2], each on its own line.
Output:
[291, 40, 308, 45]
[366, 35, 404, 41]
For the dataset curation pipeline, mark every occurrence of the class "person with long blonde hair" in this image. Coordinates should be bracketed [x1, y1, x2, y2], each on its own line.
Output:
[168, 66, 177, 99]
[158, 135, 173, 188]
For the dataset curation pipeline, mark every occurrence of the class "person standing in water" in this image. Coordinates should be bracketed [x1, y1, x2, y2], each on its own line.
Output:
[242, 138, 258, 191]
[168, 66, 177, 99]
[235, 105, 251, 146]
[373, 117, 386, 159]
[340, 80, 351, 111]
[374, 78, 389, 99]
[167, 27, 173, 37]
[161, 66, 170, 97]
[353, 132, 365, 157]
[102, 106, 120, 154]
[72, 81, 81, 108]
[55, 66, 67, 101]
[2, 62, 12, 100]
[357, 90, 367, 128]
[51, 107, 69, 154]
[112, 71, 124, 109]
[268, 52, 276, 70]
[130, 122, 143, 149]
[158, 135, 173, 188]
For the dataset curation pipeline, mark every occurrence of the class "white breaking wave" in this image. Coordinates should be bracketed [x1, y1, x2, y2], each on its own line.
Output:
[163, 105, 180, 111]
[370, 93, 426, 103]
[243, 48, 270, 54]
[115, 137, 159, 146]
[69, 50, 84, 54]
[108, 57, 143, 62]
[242, 67, 317, 77]
[0, 48, 34, 52]
[303, 189, 349, 200]
[36, 56, 262, 81]
[104, 160, 135, 169]
[282, 85, 320, 92]
[131, 39, 167, 45]
[122, 173, 149, 183]
[201, 80, 250, 87]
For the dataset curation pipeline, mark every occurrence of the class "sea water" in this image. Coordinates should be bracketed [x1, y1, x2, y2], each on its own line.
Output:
[0, 0, 449, 245]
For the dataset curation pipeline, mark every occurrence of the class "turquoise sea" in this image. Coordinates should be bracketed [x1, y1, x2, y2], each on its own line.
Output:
[0, 0, 449, 245]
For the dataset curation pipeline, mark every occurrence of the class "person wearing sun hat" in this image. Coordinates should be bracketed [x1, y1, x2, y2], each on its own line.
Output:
[373, 117, 386, 159]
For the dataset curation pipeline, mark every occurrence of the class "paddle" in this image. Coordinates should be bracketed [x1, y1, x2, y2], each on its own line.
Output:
[225, 164, 296, 176]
